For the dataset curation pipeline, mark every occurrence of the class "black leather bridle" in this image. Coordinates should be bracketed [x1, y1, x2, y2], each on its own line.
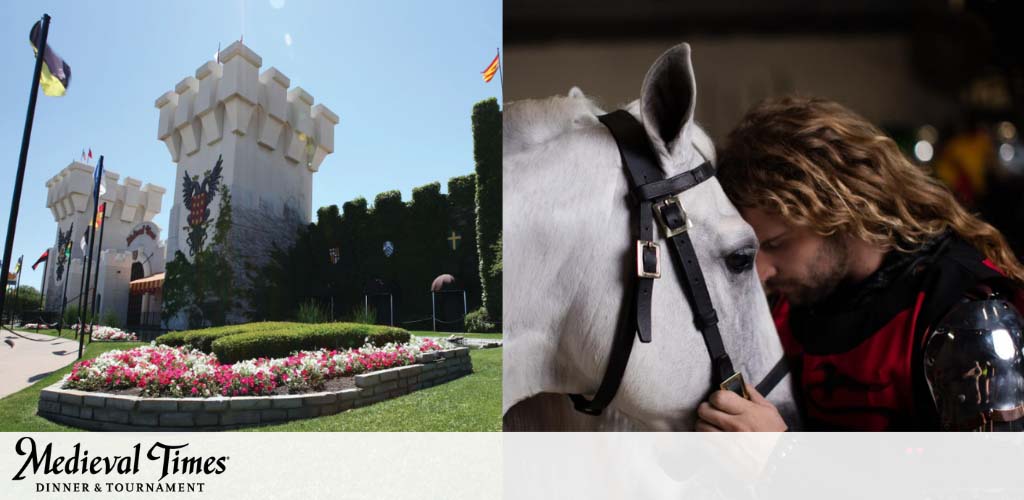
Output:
[569, 110, 788, 416]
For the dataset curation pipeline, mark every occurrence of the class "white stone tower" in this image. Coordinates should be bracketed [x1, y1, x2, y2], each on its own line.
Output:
[43, 161, 166, 325]
[154, 41, 338, 320]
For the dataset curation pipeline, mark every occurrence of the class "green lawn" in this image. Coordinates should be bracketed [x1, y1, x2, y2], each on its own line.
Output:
[9, 326, 502, 341]
[0, 340, 502, 432]
[247, 348, 501, 432]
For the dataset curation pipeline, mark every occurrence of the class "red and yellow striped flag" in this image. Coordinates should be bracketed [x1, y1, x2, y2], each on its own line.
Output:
[94, 202, 106, 229]
[481, 54, 500, 83]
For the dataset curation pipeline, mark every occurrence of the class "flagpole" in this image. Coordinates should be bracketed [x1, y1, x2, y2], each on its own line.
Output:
[13, 261, 22, 326]
[88, 202, 107, 339]
[0, 13, 50, 323]
[497, 48, 502, 87]
[75, 222, 91, 335]
[77, 155, 102, 359]
[58, 234, 71, 336]
[39, 252, 48, 311]
[77, 204, 95, 352]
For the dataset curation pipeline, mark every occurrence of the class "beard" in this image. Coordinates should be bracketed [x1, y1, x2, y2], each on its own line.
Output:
[768, 236, 849, 306]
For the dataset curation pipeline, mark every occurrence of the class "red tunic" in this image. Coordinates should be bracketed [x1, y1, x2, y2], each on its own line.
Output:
[773, 236, 1024, 431]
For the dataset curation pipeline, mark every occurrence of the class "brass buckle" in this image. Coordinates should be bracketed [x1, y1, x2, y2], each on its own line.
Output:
[720, 372, 750, 400]
[636, 240, 661, 279]
[653, 196, 692, 238]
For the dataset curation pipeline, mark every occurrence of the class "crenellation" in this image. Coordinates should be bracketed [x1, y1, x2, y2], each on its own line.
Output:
[194, 60, 223, 146]
[121, 177, 143, 222]
[46, 163, 94, 221]
[310, 104, 339, 172]
[155, 91, 181, 162]
[258, 67, 289, 150]
[218, 42, 262, 137]
[285, 86, 315, 166]
[142, 184, 166, 222]
[154, 42, 335, 174]
[45, 163, 162, 225]
[173, 77, 201, 156]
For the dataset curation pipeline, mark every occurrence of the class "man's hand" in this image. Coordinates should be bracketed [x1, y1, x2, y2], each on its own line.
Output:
[695, 384, 787, 432]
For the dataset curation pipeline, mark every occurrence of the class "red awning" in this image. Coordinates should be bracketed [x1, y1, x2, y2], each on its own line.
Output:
[130, 272, 164, 295]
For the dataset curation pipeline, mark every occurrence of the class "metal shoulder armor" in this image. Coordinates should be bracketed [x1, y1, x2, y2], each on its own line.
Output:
[924, 296, 1024, 431]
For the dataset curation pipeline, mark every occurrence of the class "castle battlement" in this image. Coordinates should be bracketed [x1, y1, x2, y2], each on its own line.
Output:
[41, 162, 168, 324]
[155, 41, 338, 324]
[45, 161, 165, 224]
[155, 41, 339, 172]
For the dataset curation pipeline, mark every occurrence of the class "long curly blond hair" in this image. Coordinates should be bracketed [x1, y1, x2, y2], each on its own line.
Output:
[717, 96, 1024, 285]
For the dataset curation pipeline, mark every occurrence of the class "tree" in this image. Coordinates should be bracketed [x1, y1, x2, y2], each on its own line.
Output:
[162, 185, 238, 328]
[1, 285, 42, 323]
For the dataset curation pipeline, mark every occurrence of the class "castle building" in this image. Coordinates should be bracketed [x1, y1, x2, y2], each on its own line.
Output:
[43, 162, 166, 328]
[154, 41, 338, 325]
[41, 41, 338, 331]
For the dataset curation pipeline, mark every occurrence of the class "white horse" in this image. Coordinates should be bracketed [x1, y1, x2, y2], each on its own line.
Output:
[503, 43, 799, 431]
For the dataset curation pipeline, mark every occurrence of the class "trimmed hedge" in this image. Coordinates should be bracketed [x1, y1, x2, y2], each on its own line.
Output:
[464, 307, 498, 333]
[211, 322, 411, 364]
[473, 98, 502, 319]
[155, 322, 299, 353]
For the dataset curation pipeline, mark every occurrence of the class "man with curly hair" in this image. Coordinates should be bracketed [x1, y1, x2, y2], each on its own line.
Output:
[695, 97, 1024, 431]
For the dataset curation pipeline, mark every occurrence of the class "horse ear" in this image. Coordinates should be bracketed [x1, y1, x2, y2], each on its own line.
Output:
[639, 43, 697, 167]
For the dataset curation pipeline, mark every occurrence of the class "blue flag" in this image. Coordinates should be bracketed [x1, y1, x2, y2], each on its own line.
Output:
[92, 157, 105, 200]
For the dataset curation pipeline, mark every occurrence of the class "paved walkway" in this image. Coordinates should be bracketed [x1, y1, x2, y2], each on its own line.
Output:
[0, 329, 81, 398]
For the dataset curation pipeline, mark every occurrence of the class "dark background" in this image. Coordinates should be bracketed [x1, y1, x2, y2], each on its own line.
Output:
[505, 0, 1024, 258]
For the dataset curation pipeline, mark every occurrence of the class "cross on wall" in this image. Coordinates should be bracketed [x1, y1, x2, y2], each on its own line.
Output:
[447, 231, 461, 251]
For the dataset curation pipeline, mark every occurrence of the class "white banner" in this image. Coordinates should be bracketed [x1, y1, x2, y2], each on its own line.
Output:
[504, 432, 1024, 499]
[1, 433, 501, 499]
[6, 432, 1024, 499]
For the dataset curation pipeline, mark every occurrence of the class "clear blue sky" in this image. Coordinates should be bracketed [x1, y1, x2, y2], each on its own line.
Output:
[0, 0, 502, 292]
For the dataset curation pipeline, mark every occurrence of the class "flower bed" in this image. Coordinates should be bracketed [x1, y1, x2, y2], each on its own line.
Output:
[62, 324, 140, 342]
[20, 322, 58, 330]
[61, 337, 447, 398]
[38, 345, 474, 431]
[83, 326, 140, 342]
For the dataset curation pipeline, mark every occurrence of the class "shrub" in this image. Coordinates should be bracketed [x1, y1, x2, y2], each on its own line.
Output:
[101, 311, 120, 329]
[296, 300, 330, 324]
[155, 321, 297, 353]
[346, 306, 376, 325]
[155, 330, 190, 347]
[211, 322, 411, 364]
[464, 307, 498, 333]
[63, 305, 97, 327]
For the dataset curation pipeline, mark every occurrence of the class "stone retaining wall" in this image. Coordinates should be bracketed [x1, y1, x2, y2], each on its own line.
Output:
[38, 347, 472, 431]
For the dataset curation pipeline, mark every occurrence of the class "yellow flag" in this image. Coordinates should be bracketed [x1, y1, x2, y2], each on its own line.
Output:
[481, 54, 500, 83]
[30, 20, 71, 97]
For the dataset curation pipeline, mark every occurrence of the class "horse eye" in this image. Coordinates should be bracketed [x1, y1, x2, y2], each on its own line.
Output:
[725, 248, 755, 274]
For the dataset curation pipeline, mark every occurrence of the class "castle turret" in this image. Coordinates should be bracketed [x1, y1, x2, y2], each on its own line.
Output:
[43, 162, 166, 326]
[155, 41, 339, 322]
